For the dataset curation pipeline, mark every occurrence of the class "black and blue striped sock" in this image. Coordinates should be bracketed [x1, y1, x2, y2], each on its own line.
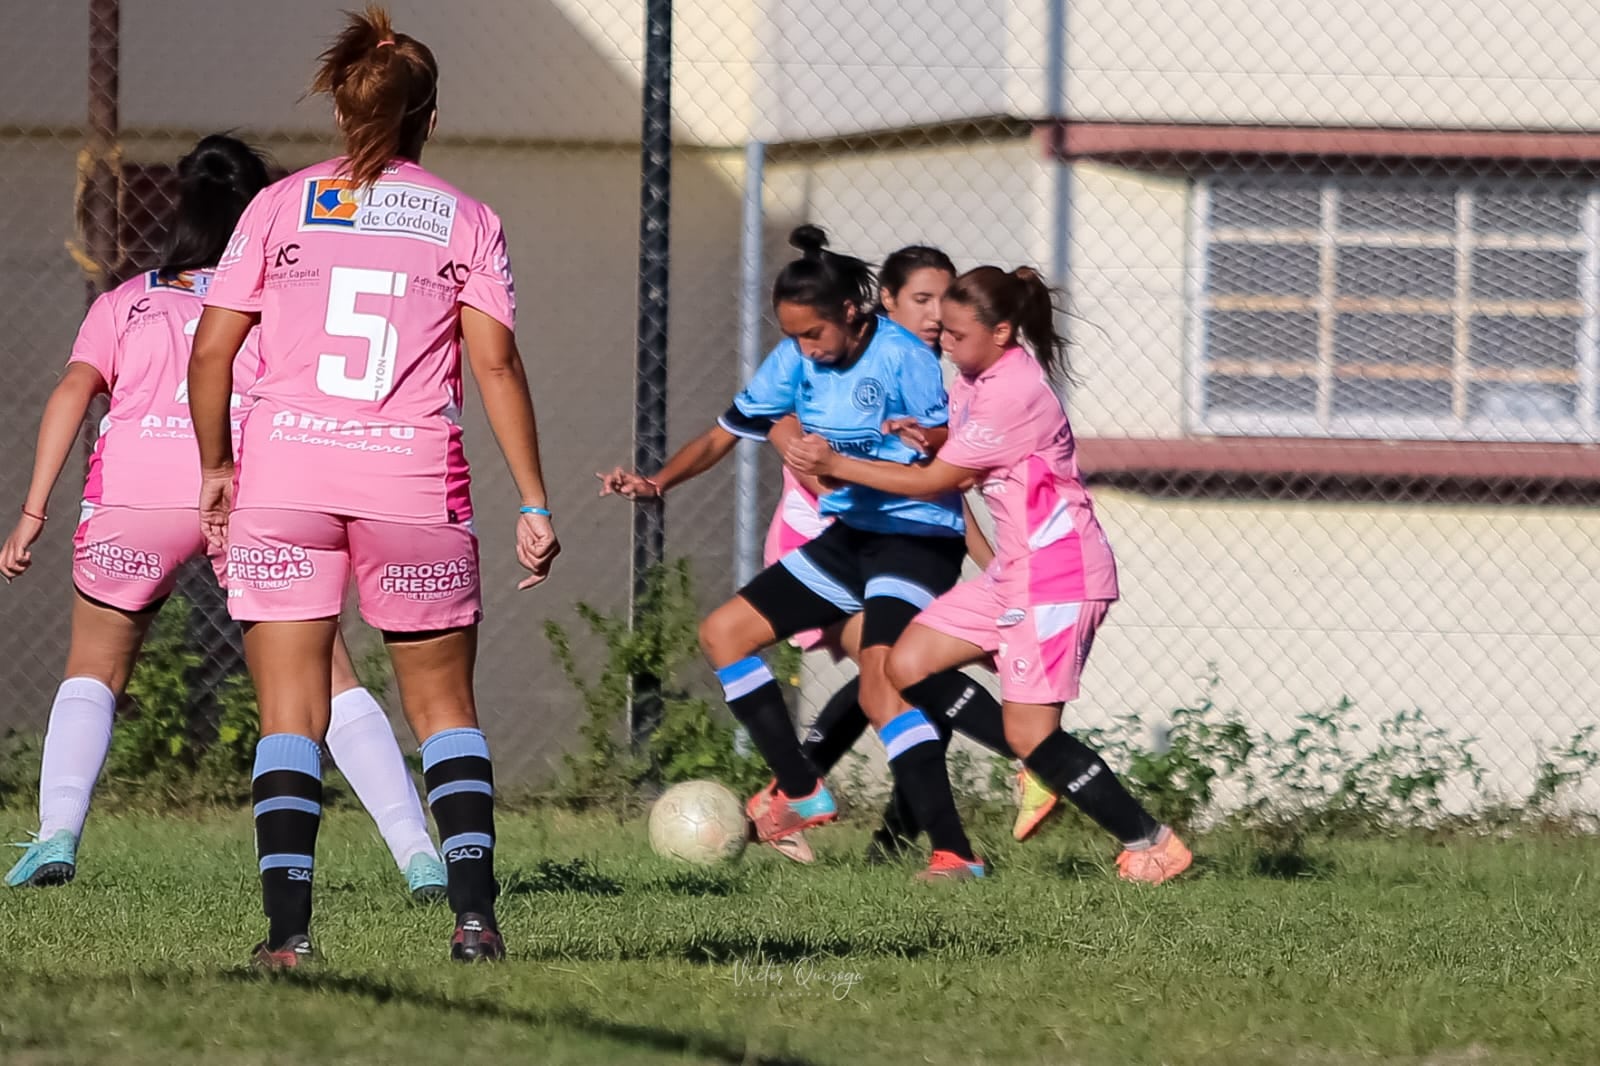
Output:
[717, 656, 820, 796]
[422, 727, 497, 922]
[252, 733, 323, 949]
[879, 709, 974, 861]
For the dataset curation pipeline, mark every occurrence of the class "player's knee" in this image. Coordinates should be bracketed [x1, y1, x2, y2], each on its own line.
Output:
[328, 644, 361, 696]
[1004, 717, 1050, 760]
[885, 641, 933, 695]
[409, 699, 478, 738]
[256, 696, 330, 740]
[697, 606, 751, 665]
[855, 656, 902, 727]
[696, 612, 726, 661]
[62, 651, 131, 697]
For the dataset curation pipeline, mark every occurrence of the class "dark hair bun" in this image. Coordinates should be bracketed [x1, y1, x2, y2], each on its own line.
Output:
[196, 151, 236, 184]
[789, 224, 829, 258]
[179, 134, 268, 190]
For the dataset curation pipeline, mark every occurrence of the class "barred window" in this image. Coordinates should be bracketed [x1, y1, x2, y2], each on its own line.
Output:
[1188, 176, 1600, 443]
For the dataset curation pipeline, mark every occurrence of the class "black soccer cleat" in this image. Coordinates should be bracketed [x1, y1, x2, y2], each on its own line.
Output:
[251, 934, 316, 972]
[450, 913, 505, 962]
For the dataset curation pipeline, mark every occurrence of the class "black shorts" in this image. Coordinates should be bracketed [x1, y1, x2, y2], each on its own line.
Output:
[739, 521, 966, 649]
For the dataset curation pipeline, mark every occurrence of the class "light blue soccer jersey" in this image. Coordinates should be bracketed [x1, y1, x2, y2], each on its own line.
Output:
[719, 316, 965, 537]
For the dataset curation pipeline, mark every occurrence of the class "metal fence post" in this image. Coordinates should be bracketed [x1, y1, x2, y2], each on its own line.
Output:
[732, 140, 766, 591]
[629, 0, 672, 752]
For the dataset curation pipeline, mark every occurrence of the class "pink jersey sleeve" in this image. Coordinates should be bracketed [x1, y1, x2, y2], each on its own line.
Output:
[67, 291, 119, 384]
[459, 209, 515, 331]
[939, 374, 1033, 473]
[206, 192, 271, 314]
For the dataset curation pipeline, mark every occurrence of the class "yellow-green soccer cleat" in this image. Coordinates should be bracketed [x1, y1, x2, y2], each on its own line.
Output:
[1012, 769, 1060, 842]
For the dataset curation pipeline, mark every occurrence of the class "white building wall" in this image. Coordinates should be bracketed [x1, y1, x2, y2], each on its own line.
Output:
[0, 0, 756, 148]
[1063, 162, 1192, 439]
[1085, 488, 1600, 809]
[13, 2, 1596, 152]
[765, 136, 1052, 274]
[1066, 0, 1600, 130]
[753, 0, 1051, 142]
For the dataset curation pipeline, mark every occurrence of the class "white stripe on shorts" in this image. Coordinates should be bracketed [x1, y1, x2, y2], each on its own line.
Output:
[1034, 602, 1083, 641]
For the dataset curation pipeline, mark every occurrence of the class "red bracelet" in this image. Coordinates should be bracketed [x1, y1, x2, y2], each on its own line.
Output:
[21, 508, 47, 523]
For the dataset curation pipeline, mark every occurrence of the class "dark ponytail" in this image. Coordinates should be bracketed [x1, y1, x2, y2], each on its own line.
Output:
[771, 225, 877, 324]
[876, 244, 955, 309]
[158, 134, 272, 276]
[1010, 266, 1066, 378]
[944, 265, 1070, 379]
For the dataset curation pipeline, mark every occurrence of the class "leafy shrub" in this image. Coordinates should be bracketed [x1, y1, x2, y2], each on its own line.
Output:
[544, 559, 767, 807]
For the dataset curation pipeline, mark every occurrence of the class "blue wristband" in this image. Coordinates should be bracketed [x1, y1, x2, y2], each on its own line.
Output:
[519, 505, 552, 517]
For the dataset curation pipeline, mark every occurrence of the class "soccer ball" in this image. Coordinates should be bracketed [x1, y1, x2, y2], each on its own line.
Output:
[647, 780, 749, 865]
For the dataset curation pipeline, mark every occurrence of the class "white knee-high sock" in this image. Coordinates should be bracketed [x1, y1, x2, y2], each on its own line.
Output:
[37, 677, 118, 839]
[325, 687, 439, 869]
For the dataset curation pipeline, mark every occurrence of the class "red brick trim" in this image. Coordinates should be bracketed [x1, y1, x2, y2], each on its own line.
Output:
[1078, 437, 1600, 485]
[1048, 122, 1600, 165]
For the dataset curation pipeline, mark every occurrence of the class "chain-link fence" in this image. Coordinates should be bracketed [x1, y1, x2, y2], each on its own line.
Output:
[3, 1, 1599, 808]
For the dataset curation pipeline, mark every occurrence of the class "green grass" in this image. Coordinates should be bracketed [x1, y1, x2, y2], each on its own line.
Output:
[1, 806, 1597, 1065]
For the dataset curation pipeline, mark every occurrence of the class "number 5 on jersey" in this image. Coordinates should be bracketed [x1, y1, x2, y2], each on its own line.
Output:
[318, 266, 407, 401]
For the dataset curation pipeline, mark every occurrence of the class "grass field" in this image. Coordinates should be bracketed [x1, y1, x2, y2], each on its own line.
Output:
[1, 804, 1597, 1065]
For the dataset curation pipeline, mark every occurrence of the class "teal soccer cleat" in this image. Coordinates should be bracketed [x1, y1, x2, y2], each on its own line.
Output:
[6, 830, 78, 888]
[405, 851, 448, 903]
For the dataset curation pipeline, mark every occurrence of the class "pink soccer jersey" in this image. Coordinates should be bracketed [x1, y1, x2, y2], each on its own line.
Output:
[763, 467, 834, 652]
[71, 269, 259, 510]
[762, 467, 832, 566]
[205, 158, 516, 524]
[937, 346, 1118, 606]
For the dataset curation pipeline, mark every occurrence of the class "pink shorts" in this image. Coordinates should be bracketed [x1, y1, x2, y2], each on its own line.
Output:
[914, 576, 1110, 704]
[72, 504, 212, 612]
[226, 508, 482, 632]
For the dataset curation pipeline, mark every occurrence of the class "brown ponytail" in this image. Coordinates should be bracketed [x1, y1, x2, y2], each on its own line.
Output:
[943, 265, 1070, 379]
[309, 5, 438, 189]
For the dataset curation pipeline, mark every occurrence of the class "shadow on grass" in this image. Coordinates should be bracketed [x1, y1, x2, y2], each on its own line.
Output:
[648, 869, 746, 897]
[1249, 846, 1334, 881]
[676, 935, 871, 965]
[500, 858, 624, 897]
[220, 968, 818, 1066]
[1047, 856, 1108, 880]
[1189, 833, 1338, 882]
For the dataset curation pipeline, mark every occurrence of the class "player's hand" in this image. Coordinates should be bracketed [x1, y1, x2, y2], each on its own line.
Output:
[0, 511, 46, 582]
[784, 434, 836, 477]
[515, 511, 560, 589]
[882, 417, 932, 453]
[595, 468, 662, 500]
[198, 465, 235, 555]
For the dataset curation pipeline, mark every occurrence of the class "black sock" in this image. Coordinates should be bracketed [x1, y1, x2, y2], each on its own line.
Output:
[718, 657, 820, 796]
[871, 717, 949, 846]
[880, 709, 974, 861]
[800, 676, 867, 772]
[876, 784, 921, 843]
[1023, 731, 1161, 845]
[252, 734, 323, 949]
[905, 672, 1013, 757]
[421, 728, 499, 922]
